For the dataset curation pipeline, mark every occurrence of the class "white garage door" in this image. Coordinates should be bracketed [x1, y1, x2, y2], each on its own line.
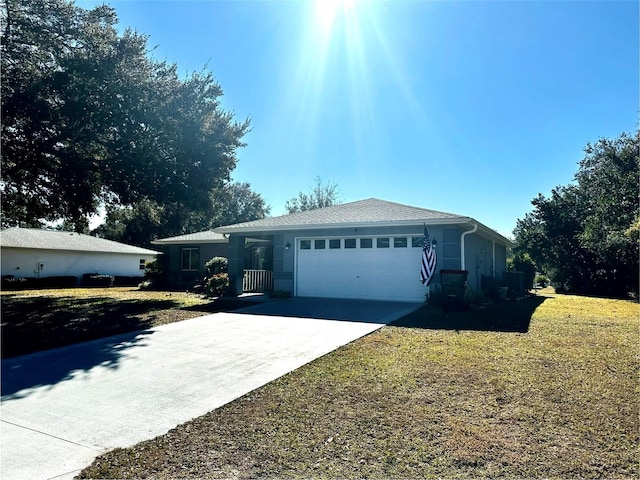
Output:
[296, 236, 429, 302]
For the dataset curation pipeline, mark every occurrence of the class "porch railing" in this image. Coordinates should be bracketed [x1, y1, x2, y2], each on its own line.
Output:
[243, 269, 274, 293]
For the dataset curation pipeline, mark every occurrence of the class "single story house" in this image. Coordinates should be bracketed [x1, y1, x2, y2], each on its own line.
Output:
[151, 230, 229, 287]
[215, 198, 513, 302]
[0, 227, 161, 282]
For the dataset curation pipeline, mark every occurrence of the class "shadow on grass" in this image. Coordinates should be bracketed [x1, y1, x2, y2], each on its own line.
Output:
[391, 294, 549, 333]
[1, 295, 181, 359]
[0, 295, 184, 399]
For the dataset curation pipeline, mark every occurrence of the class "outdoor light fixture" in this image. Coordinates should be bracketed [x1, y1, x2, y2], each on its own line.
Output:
[285, 242, 291, 250]
[432, 238, 437, 248]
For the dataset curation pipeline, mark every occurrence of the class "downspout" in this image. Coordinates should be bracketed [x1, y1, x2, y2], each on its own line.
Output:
[460, 223, 478, 270]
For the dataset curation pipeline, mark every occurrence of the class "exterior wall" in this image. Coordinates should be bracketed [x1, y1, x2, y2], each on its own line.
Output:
[226, 224, 510, 299]
[163, 242, 229, 287]
[227, 236, 245, 295]
[1, 247, 156, 280]
[228, 225, 464, 296]
[463, 233, 507, 293]
[494, 243, 507, 279]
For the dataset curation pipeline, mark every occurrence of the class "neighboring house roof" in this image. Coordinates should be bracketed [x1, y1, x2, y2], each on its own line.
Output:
[0, 228, 161, 255]
[215, 198, 513, 246]
[151, 230, 228, 246]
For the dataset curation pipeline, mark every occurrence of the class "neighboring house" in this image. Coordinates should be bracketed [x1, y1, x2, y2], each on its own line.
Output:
[151, 230, 229, 287]
[0, 227, 161, 282]
[215, 198, 513, 302]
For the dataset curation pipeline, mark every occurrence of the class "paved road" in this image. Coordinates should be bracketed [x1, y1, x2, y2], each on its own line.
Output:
[1, 298, 420, 480]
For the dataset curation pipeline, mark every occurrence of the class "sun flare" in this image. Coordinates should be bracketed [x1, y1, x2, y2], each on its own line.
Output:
[314, 0, 356, 32]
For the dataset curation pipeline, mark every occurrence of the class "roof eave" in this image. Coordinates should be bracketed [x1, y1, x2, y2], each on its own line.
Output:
[215, 217, 471, 234]
[215, 217, 514, 246]
[151, 239, 227, 245]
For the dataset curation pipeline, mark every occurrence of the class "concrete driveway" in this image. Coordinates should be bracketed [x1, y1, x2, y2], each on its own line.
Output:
[1, 298, 420, 480]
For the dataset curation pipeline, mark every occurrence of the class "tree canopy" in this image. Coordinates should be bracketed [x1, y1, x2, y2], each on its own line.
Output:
[93, 182, 270, 247]
[285, 177, 341, 214]
[514, 131, 639, 298]
[1, 0, 255, 235]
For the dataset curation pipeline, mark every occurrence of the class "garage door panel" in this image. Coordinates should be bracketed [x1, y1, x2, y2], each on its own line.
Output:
[296, 239, 428, 302]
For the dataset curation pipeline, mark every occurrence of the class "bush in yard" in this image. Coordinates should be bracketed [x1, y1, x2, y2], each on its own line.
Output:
[508, 252, 536, 290]
[203, 273, 229, 297]
[2, 276, 33, 290]
[142, 258, 167, 289]
[535, 274, 550, 288]
[36, 276, 78, 288]
[204, 257, 228, 276]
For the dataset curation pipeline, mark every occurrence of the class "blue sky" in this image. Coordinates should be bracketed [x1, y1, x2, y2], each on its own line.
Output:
[79, 0, 638, 238]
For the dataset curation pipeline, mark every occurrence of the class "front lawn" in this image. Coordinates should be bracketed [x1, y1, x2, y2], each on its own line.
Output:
[79, 291, 639, 479]
[1, 287, 248, 358]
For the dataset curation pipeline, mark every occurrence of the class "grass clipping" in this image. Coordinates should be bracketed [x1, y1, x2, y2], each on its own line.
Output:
[80, 292, 639, 479]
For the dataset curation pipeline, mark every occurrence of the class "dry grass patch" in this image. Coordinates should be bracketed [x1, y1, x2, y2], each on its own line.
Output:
[79, 291, 639, 479]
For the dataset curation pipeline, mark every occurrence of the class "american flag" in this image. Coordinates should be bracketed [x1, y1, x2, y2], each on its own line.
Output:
[420, 226, 437, 286]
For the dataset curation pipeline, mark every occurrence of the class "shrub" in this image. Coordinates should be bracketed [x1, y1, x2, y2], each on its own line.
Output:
[204, 257, 228, 276]
[2, 276, 33, 290]
[203, 273, 229, 297]
[82, 274, 114, 287]
[2, 276, 78, 290]
[535, 274, 550, 288]
[36, 276, 77, 288]
[143, 257, 167, 290]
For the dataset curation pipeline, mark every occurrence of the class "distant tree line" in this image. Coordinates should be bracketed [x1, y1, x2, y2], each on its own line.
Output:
[1, 0, 268, 247]
[514, 131, 639, 299]
[285, 177, 341, 213]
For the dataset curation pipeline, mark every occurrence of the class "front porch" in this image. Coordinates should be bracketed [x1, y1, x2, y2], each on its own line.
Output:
[240, 236, 274, 293]
[243, 269, 274, 292]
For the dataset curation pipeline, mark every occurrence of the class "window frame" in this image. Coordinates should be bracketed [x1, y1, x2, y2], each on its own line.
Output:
[300, 240, 311, 250]
[329, 239, 341, 249]
[181, 247, 200, 271]
[394, 237, 408, 248]
[376, 237, 390, 248]
[360, 238, 373, 249]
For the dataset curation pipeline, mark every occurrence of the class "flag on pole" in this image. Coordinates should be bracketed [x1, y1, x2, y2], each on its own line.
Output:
[420, 226, 437, 286]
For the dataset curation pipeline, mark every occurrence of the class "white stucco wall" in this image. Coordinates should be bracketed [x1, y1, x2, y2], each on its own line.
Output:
[1, 248, 157, 280]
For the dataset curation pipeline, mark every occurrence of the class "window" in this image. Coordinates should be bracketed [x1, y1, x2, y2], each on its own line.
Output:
[329, 239, 341, 249]
[345, 238, 357, 249]
[300, 240, 311, 250]
[360, 238, 373, 248]
[139, 259, 146, 270]
[412, 236, 423, 248]
[181, 248, 199, 271]
[394, 237, 408, 248]
[376, 238, 390, 248]
[315, 239, 326, 249]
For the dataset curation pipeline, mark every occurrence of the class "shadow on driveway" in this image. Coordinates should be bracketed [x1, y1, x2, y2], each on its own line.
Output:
[234, 297, 423, 324]
[1, 330, 153, 400]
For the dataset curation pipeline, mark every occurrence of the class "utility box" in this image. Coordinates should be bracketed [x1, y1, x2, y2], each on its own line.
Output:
[440, 269, 469, 310]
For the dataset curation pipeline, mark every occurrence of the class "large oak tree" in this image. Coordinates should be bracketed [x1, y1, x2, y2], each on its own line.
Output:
[1, 0, 253, 233]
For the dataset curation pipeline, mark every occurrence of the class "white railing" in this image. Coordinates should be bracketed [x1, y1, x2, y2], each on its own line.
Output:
[243, 269, 274, 292]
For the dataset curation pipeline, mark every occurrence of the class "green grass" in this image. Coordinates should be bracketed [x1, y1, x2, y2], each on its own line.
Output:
[1, 287, 245, 358]
[79, 290, 639, 479]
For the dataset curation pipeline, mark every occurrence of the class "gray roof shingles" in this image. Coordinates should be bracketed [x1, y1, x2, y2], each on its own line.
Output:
[152, 231, 227, 244]
[0, 228, 161, 255]
[216, 198, 466, 232]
